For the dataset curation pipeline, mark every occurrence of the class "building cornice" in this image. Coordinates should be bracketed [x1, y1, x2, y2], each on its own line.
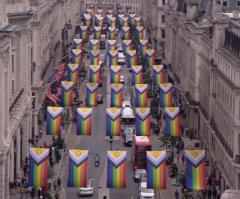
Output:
[0, 24, 18, 36]
[7, 9, 36, 21]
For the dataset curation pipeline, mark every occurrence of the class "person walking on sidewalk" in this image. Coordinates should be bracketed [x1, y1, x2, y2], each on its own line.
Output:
[53, 179, 57, 191]
[208, 189, 212, 199]
[57, 177, 61, 190]
[174, 189, 179, 199]
[55, 191, 59, 199]
[181, 154, 185, 164]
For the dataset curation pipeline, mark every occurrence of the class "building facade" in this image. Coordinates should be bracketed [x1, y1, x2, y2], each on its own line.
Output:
[164, 0, 240, 193]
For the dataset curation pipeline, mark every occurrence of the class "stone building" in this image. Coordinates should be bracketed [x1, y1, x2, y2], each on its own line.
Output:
[164, 0, 240, 192]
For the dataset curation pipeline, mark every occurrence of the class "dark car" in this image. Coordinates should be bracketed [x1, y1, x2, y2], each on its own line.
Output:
[134, 169, 147, 182]
[97, 94, 103, 104]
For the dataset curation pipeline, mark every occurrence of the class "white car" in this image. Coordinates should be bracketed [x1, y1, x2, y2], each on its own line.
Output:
[122, 100, 131, 108]
[78, 179, 94, 196]
[120, 75, 125, 84]
[139, 182, 155, 199]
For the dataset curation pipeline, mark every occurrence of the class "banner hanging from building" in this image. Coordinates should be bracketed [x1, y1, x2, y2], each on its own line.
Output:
[122, 27, 130, 40]
[127, 50, 137, 68]
[165, 107, 181, 137]
[111, 84, 123, 107]
[71, 49, 82, 65]
[86, 83, 98, 106]
[61, 81, 74, 106]
[109, 17, 116, 27]
[122, 40, 132, 55]
[89, 65, 101, 83]
[106, 108, 122, 136]
[118, 14, 124, 26]
[80, 26, 89, 41]
[83, 14, 92, 28]
[134, 16, 142, 27]
[135, 84, 148, 107]
[136, 26, 144, 41]
[46, 107, 63, 135]
[159, 83, 173, 107]
[107, 9, 114, 14]
[108, 27, 116, 39]
[132, 65, 143, 85]
[73, 39, 82, 49]
[146, 49, 155, 68]
[90, 39, 99, 51]
[110, 65, 121, 84]
[95, 14, 104, 27]
[139, 40, 148, 56]
[93, 26, 102, 40]
[67, 64, 79, 86]
[153, 65, 164, 86]
[129, 14, 136, 26]
[90, 50, 100, 65]
[77, 108, 92, 135]
[109, 50, 118, 66]
[135, 108, 151, 136]
[122, 16, 129, 27]
[108, 40, 117, 51]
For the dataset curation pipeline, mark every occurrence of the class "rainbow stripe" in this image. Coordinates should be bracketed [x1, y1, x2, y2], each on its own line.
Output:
[61, 81, 74, 106]
[86, 83, 98, 106]
[129, 14, 136, 26]
[147, 151, 166, 189]
[67, 64, 79, 85]
[106, 15, 112, 26]
[95, 14, 104, 27]
[122, 27, 130, 40]
[135, 108, 151, 136]
[80, 26, 89, 41]
[106, 108, 121, 136]
[122, 40, 132, 55]
[185, 150, 206, 190]
[139, 40, 148, 56]
[67, 150, 88, 187]
[108, 40, 117, 51]
[165, 107, 181, 137]
[107, 151, 127, 188]
[90, 50, 100, 65]
[135, 84, 148, 107]
[132, 65, 143, 85]
[159, 83, 173, 107]
[89, 65, 101, 83]
[109, 50, 118, 66]
[90, 39, 99, 50]
[77, 108, 92, 135]
[46, 107, 63, 135]
[146, 49, 155, 68]
[84, 14, 92, 28]
[134, 16, 142, 27]
[28, 148, 49, 188]
[110, 65, 121, 83]
[94, 26, 102, 39]
[73, 39, 82, 49]
[108, 27, 116, 39]
[136, 26, 144, 41]
[127, 50, 137, 68]
[153, 65, 164, 86]
[111, 84, 123, 107]
[71, 49, 82, 65]
[118, 14, 124, 26]
[109, 17, 117, 27]
[122, 16, 129, 27]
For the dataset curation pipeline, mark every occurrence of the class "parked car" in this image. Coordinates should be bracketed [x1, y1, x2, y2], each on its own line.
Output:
[134, 169, 147, 182]
[79, 179, 94, 196]
[139, 173, 147, 184]
[139, 182, 155, 199]
[120, 75, 124, 84]
[97, 94, 103, 104]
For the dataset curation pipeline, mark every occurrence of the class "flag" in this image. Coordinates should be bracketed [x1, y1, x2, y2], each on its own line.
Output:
[132, 65, 143, 85]
[109, 17, 117, 27]
[108, 27, 116, 39]
[68, 150, 88, 187]
[107, 151, 127, 188]
[165, 107, 181, 137]
[135, 108, 151, 136]
[89, 65, 101, 83]
[67, 64, 79, 85]
[90, 39, 99, 50]
[129, 14, 136, 26]
[108, 9, 114, 14]
[77, 108, 92, 135]
[73, 39, 82, 49]
[46, 107, 63, 135]
[108, 40, 117, 51]
[122, 16, 129, 27]
[135, 16, 142, 27]
[90, 50, 100, 65]
[71, 49, 82, 65]
[129, 9, 135, 14]
[28, 148, 49, 187]
[109, 50, 118, 66]
[146, 49, 155, 68]
[111, 84, 123, 107]
[135, 84, 148, 107]
[95, 14, 104, 27]
[61, 81, 74, 106]
[153, 65, 164, 86]
[139, 40, 148, 56]
[122, 27, 130, 40]
[185, 150, 206, 190]
[86, 83, 98, 106]
[84, 14, 92, 28]
[118, 14, 124, 26]
[106, 108, 122, 136]
[97, 9, 103, 14]
[86, 8, 93, 14]
[106, 15, 112, 26]
[127, 50, 137, 68]
[80, 26, 89, 41]
[94, 26, 102, 39]
[122, 40, 132, 55]
[136, 26, 144, 41]
[159, 83, 173, 107]
[147, 151, 166, 189]
[110, 65, 121, 84]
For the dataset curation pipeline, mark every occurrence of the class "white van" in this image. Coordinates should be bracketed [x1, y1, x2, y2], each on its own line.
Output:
[118, 52, 125, 65]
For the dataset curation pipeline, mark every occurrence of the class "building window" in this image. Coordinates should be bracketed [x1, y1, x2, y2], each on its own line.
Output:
[223, 0, 228, 6]
[161, 29, 165, 38]
[12, 81, 15, 94]
[11, 36, 16, 46]
[162, 0, 165, 5]
[162, 15, 165, 23]
[12, 54, 15, 73]
[237, 0, 240, 6]
[32, 92, 36, 109]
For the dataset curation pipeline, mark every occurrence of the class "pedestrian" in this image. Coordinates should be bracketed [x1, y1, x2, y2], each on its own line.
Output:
[168, 142, 171, 149]
[37, 187, 42, 199]
[23, 166, 27, 177]
[35, 135, 39, 146]
[20, 186, 24, 199]
[177, 155, 180, 163]
[25, 187, 29, 199]
[55, 191, 59, 199]
[202, 190, 207, 199]
[212, 188, 217, 199]
[57, 177, 61, 190]
[31, 187, 35, 199]
[181, 154, 185, 164]
[208, 177, 212, 187]
[53, 180, 57, 191]
[216, 190, 221, 199]
[25, 156, 29, 165]
[181, 141, 184, 151]
[174, 189, 179, 199]
[208, 189, 212, 199]
[39, 130, 43, 139]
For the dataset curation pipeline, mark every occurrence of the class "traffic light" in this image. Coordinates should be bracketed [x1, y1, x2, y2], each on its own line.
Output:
[109, 135, 113, 143]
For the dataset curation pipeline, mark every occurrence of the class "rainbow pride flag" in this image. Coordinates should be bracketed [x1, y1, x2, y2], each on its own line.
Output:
[135, 84, 148, 107]
[129, 14, 136, 26]
[95, 14, 104, 27]
[159, 83, 173, 107]
[73, 39, 82, 49]
[97, 9, 103, 14]
[122, 40, 132, 55]
[111, 84, 123, 107]
[122, 27, 130, 40]
[108, 27, 116, 40]
[127, 50, 137, 68]
[61, 81, 74, 106]
[71, 49, 82, 65]
[129, 9, 135, 14]
[28, 148, 49, 187]
[46, 107, 63, 135]
[84, 14, 92, 28]
[107, 151, 127, 188]
[147, 151, 166, 189]
[80, 26, 89, 41]
[109, 50, 118, 66]
[118, 14, 124, 26]
[134, 16, 142, 27]
[86, 83, 98, 106]
[108, 40, 117, 51]
[90, 39, 99, 50]
[146, 49, 155, 68]
[106, 108, 122, 136]
[185, 150, 206, 190]
[86, 8, 93, 14]
[108, 9, 114, 14]
[139, 40, 148, 56]
[126, 5, 131, 14]
[90, 50, 100, 65]
[89, 65, 101, 83]
[77, 108, 92, 135]
[132, 65, 143, 85]
[135, 108, 151, 136]
[67, 150, 88, 187]
[122, 16, 129, 27]
[110, 65, 121, 83]
[136, 26, 144, 41]
[67, 64, 79, 85]
[165, 107, 181, 137]
[106, 15, 112, 26]
[94, 26, 102, 39]
[153, 65, 164, 86]
[109, 17, 117, 27]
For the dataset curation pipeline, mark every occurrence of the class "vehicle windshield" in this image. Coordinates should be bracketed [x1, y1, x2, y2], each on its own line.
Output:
[136, 169, 146, 175]
[141, 187, 154, 193]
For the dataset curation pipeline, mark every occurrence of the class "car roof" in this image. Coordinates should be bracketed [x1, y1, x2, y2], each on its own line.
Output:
[140, 182, 147, 187]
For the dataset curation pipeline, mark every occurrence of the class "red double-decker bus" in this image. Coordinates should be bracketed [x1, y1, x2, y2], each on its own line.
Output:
[131, 136, 152, 170]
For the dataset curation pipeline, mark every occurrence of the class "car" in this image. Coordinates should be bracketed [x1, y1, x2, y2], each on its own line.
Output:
[139, 182, 155, 199]
[79, 179, 94, 196]
[117, 46, 123, 53]
[139, 173, 147, 184]
[122, 100, 131, 108]
[134, 169, 147, 182]
[123, 95, 131, 102]
[120, 75, 124, 84]
[97, 94, 103, 104]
